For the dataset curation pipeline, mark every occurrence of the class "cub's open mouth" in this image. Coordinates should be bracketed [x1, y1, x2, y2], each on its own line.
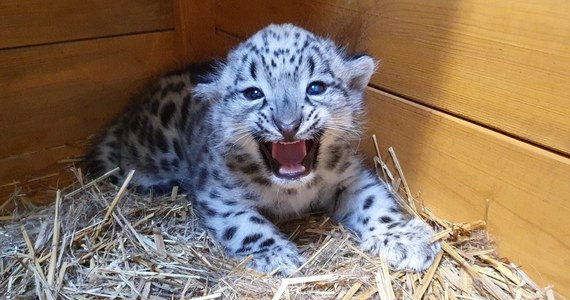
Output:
[258, 139, 319, 179]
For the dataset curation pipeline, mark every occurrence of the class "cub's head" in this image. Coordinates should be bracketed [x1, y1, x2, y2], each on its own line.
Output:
[195, 24, 376, 186]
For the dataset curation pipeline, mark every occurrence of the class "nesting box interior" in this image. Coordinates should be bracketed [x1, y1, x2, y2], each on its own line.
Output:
[1, 0, 569, 296]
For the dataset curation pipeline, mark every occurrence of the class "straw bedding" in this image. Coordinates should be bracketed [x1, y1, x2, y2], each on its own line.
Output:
[0, 138, 558, 299]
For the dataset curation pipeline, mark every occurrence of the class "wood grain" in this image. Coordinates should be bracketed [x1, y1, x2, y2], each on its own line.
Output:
[215, 0, 570, 156]
[361, 88, 570, 296]
[173, 0, 216, 62]
[0, 31, 180, 174]
[0, 0, 173, 49]
[0, 143, 86, 209]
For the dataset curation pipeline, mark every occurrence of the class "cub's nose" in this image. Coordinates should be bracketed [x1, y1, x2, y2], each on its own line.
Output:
[275, 117, 302, 141]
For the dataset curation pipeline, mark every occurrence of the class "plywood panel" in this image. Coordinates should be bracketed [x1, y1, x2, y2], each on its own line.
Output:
[215, 0, 570, 156]
[362, 88, 570, 296]
[0, 0, 173, 49]
[0, 31, 180, 181]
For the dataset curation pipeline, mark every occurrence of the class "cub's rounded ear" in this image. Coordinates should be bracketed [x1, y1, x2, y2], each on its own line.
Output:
[193, 81, 220, 101]
[347, 55, 377, 92]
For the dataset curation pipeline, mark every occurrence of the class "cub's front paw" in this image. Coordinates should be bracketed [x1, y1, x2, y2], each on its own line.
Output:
[239, 242, 305, 275]
[360, 218, 441, 272]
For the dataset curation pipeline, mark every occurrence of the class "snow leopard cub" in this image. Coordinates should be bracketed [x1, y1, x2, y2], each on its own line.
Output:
[87, 24, 441, 274]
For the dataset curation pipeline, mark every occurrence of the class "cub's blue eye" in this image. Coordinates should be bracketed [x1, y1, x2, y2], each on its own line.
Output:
[306, 81, 326, 95]
[242, 87, 264, 100]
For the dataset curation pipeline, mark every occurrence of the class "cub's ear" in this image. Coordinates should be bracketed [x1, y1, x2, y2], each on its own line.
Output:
[193, 81, 221, 101]
[346, 55, 377, 92]
[191, 61, 225, 101]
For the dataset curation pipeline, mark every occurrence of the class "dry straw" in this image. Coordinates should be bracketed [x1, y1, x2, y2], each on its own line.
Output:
[0, 136, 562, 299]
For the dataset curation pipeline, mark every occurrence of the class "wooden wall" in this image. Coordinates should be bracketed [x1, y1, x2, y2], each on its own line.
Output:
[0, 0, 214, 204]
[1, 0, 568, 296]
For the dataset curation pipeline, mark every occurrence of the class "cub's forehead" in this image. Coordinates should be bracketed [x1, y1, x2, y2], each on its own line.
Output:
[229, 24, 339, 65]
[249, 24, 315, 49]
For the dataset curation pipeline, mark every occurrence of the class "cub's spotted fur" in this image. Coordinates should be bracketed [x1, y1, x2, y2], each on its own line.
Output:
[87, 24, 440, 274]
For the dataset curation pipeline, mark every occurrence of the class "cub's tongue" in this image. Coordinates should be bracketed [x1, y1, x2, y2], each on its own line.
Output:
[272, 141, 307, 175]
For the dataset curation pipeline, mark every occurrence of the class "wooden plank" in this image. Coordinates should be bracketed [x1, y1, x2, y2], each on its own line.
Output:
[173, 0, 216, 62]
[0, 31, 180, 164]
[361, 88, 570, 296]
[215, 0, 570, 156]
[212, 30, 242, 58]
[0, 0, 173, 49]
[0, 143, 86, 208]
[215, 0, 373, 51]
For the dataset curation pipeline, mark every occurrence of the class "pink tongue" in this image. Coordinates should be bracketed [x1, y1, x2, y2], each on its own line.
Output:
[272, 141, 307, 174]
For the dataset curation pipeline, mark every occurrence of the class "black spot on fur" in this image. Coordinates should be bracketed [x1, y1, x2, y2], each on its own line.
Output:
[108, 151, 119, 162]
[308, 56, 315, 76]
[241, 163, 259, 174]
[128, 144, 139, 159]
[244, 193, 258, 201]
[223, 199, 238, 206]
[178, 95, 192, 129]
[171, 158, 179, 169]
[151, 100, 160, 115]
[209, 190, 220, 199]
[332, 186, 346, 205]
[389, 206, 401, 214]
[160, 102, 176, 127]
[160, 158, 170, 172]
[289, 54, 296, 63]
[196, 167, 209, 191]
[154, 130, 169, 153]
[363, 196, 374, 210]
[327, 145, 342, 170]
[252, 176, 271, 186]
[235, 246, 251, 254]
[223, 226, 237, 240]
[379, 216, 393, 223]
[259, 238, 275, 248]
[212, 169, 223, 181]
[199, 202, 217, 217]
[249, 61, 257, 80]
[337, 161, 352, 174]
[242, 233, 262, 246]
[145, 154, 154, 166]
[235, 153, 250, 163]
[388, 222, 401, 229]
[249, 216, 265, 224]
[227, 162, 237, 172]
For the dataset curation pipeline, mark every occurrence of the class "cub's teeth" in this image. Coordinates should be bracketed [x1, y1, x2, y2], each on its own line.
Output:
[279, 140, 300, 145]
[279, 165, 306, 175]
